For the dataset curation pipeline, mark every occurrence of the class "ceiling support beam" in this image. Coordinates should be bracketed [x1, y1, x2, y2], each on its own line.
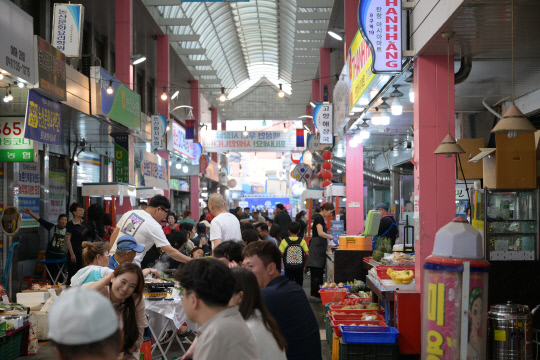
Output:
[295, 50, 320, 56]
[192, 70, 217, 76]
[183, 59, 212, 66]
[169, 34, 200, 42]
[144, 0, 182, 6]
[296, 12, 332, 20]
[297, 23, 329, 31]
[157, 18, 192, 26]
[297, 0, 334, 8]
[174, 47, 206, 55]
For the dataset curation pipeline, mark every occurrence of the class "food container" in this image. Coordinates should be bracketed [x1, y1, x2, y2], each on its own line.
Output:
[339, 326, 399, 344]
[331, 320, 387, 337]
[319, 288, 348, 306]
[488, 301, 532, 359]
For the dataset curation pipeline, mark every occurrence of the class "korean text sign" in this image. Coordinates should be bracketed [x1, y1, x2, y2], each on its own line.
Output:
[202, 131, 299, 152]
[24, 89, 62, 146]
[314, 103, 333, 145]
[151, 114, 167, 149]
[114, 135, 130, 183]
[18, 163, 40, 228]
[36, 36, 66, 100]
[167, 121, 194, 159]
[51, 3, 84, 58]
[358, 0, 402, 73]
[349, 31, 376, 111]
[0, 118, 37, 162]
[49, 171, 66, 224]
[141, 151, 168, 190]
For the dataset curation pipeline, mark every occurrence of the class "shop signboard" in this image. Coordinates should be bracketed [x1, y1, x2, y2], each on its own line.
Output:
[167, 120, 194, 159]
[90, 66, 141, 133]
[291, 164, 313, 183]
[17, 162, 40, 228]
[113, 135, 130, 183]
[456, 184, 468, 201]
[349, 31, 376, 111]
[202, 131, 298, 152]
[151, 114, 167, 149]
[170, 179, 189, 192]
[77, 151, 100, 186]
[141, 151, 168, 190]
[307, 134, 320, 154]
[199, 154, 209, 175]
[0, 118, 38, 162]
[24, 89, 62, 146]
[358, 0, 402, 74]
[191, 143, 202, 165]
[291, 152, 302, 164]
[314, 103, 333, 145]
[34, 36, 66, 101]
[333, 67, 350, 133]
[49, 171, 66, 224]
[51, 3, 84, 58]
[0, 1, 35, 84]
[1, 206, 21, 236]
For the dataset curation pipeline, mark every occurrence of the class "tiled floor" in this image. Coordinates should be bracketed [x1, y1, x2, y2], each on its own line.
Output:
[17, 273, 331, 359]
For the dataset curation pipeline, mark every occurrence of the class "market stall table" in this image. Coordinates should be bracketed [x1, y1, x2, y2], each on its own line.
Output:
[145, 298, 197, 360]
[366, 276, 395, 326]
[36, 258, 67, 285]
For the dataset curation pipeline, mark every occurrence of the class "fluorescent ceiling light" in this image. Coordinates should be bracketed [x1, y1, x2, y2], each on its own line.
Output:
[328, 31, 343, 41]
[131, 54, 146, 65]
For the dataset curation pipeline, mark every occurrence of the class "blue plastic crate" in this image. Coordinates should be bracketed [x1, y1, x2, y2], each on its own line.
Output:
[339, 326, 399, 344]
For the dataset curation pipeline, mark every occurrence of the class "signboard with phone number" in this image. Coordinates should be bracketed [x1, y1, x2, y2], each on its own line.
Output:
[0, 118, 37, 162]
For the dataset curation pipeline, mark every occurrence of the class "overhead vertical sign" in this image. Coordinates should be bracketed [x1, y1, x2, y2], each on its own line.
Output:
[141, 151, 169, 190]
[358, 0, 402, 74]
[151, 114, 167, 149]
[51, 3, 84, 58]
[35, 36, 67, 101]
[24, 89, 62, 146]
[314, 103, 333, 145]
[18, 163, 40, 228]
[114, 135, 130, 183]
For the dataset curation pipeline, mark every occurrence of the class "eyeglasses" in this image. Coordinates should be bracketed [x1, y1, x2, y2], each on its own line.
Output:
[158, 206, 169, 213]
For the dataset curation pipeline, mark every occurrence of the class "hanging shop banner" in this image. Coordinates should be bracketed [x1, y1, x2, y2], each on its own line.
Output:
[291, 164, 313, 183]
[51, 3, 84, 58]
[358, 0, 402, 74]
[333, 67, 350, 133]
[49, 171, 66, 224]
[191, 143, 202, 165]
[90, 66, 141, 132]
[167, 120, 194, 159]
[0, 118, 38, 162]
[202, 131, 298, 152]
[24, 89, 62, 146]
[170, 179, 189, 192]
[0, 1, 35, 84]
[141, 151, 169, 190]
[34, 36, 66, 101]
[291, 152, 302, 164]
[151, 114, 167, 149]
[114, 135, 130, 183]
[314, 103, 334, 145]
[307, 134, 320, 154]
[18, 162, 40, 228]
[199, 154, 209, 175]
[349, 31, 376, 111]
[77, 151, 100, 186]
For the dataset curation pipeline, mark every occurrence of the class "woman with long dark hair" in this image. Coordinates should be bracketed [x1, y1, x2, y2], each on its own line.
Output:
[295, 210, 308, 240]
[66, 202, 86, 285]
[269, 223, 282, 244]
[81, 203, 105, 242]
[84, 262, 147, 360]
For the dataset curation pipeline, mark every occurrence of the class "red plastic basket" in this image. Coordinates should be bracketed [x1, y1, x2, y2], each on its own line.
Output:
[319, 288, 348, 306]
[331, 313, 386, 322]
[331, 320, 388, 337]
[329, 308, 381, 315]
[329, 304, 373, 311]
[374, 265, 415, 280]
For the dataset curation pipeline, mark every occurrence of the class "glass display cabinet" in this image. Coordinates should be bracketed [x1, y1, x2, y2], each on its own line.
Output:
[471, 188, 539, 261]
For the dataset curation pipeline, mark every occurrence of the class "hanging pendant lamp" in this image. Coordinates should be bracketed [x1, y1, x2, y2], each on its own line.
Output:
[434, 32, 465, 158]
[491, 0, 535, 138]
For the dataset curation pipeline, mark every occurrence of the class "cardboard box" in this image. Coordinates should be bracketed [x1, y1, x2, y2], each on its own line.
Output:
[469, 133, 536, 189]
[456, 138, 484, 180]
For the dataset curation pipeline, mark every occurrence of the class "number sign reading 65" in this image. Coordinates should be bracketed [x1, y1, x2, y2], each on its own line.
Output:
[0, 118, 36, 162]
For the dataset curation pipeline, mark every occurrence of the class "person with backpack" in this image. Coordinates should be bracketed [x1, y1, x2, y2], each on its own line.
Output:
[278, 222, 309, 286]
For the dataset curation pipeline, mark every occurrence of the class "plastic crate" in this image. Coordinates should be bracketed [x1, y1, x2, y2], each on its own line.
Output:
[0, 329, 23, 360]
[332, 334, 340, 360]
[340, 326, 399, 344]
[339, 236, 372, 250]
[329, 308, 381, 316]
[29, 311, 48, 340]
[320, 285, 352, 291]
[331, 320, 388, 337]
[331, 313, 385, 322]
[319, 288, 348, 306]
[339, 338, 400, 360]
[329, 304, 371, 311]
[374, 265, 415, 280]
[325, 313, 331, 347]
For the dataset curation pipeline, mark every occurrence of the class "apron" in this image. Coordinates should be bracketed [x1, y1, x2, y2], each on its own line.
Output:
[372, 217, 397, 251]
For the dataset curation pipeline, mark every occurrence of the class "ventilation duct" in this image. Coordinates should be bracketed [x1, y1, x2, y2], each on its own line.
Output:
[455, 55, 472, 85]
[312, 152, 391, 185]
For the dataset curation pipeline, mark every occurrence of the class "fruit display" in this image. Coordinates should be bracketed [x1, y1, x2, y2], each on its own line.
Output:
[365, 303, 379, 310]
[321, 282, 344, 288]
[337, 298, 365, 307]
[393, 252, 414, 264]
[373, 237, 392, 262]
[386, 268, 414, 284]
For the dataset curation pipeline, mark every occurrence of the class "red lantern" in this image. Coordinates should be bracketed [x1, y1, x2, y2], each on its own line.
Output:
[317, 171, 323, 178]
[321, 180, 332, 188]
[322, 150, 333, 161]
[321, 162, 333, 171]
[322, 170, 333, 180]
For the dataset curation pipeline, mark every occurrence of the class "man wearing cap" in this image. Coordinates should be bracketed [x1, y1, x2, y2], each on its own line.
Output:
[109, 235, 161, 278]
[48, 287, 122, 360]
[375, 203, 398, 247]
[273, 204, 292, 240]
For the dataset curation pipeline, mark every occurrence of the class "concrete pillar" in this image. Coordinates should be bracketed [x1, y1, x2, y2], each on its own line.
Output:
[190, 81, 201, 220]
[413, 55, 456, 292]
[345, 136, 364, 234]
[390, 166, 400, 223]
[319, 48, 331, 102]
[344, 0, 359, 60]
[115, 0, 133, 89]
[312, 80, 320, 103]
[211, 108, 218, 163]
[157, 35, 170, 200]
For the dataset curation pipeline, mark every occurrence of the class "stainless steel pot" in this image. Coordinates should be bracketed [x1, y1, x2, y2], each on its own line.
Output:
[488, 301, 533, 359]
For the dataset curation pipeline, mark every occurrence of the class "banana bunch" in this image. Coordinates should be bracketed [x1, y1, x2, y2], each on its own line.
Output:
[386, 268, 414, 284]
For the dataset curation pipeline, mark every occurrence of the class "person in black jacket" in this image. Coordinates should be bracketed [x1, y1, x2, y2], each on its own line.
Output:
[375, 203, 398, 247]
[273, 204, 292, 240]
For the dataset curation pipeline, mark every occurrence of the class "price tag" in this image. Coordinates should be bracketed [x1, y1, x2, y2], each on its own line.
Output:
[2, 295, 9, 303]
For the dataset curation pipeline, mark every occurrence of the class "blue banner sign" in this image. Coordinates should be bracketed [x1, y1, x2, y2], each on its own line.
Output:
[24, 89, 62, 145]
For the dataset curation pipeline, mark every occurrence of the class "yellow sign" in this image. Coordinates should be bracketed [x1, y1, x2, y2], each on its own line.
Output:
[348, 31, 375, 112]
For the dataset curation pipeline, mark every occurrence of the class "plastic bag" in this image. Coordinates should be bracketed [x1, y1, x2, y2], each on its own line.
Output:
[28, 325, 38, 355]
[40, 289, 58, 313]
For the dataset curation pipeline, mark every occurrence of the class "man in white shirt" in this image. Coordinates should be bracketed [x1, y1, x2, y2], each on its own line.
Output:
[208, 193, 241, 251]
[109, 195, 191, 265]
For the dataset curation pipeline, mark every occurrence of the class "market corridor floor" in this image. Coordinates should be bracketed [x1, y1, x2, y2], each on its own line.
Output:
[17, 273, 330, 360]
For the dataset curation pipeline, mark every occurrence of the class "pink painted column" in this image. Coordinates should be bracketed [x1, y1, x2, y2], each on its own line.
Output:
[190, 81, 201, 220]
[312, 80, 320, 103]
[210, 108, 218, 163]
[346, 136, 364, 234]
[413, 55, 456, 292]
[115, 0, 133, 89]
[319, 48, 331, 102]
[157, 35, 170, 200]
[344, 0, 359, 60]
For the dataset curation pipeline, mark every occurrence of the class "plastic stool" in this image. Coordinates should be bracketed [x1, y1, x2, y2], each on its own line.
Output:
[18, 276, 51, 292]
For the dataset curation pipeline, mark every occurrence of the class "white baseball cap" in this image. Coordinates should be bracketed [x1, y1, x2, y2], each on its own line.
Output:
[48, 287, 118, 345]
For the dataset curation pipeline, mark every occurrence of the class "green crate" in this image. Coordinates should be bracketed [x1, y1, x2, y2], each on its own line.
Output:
[325, 313, 332, 349]
[339, 338, 399, 360]
[0, 329, 23, 360]
[0, 321, 6, 337]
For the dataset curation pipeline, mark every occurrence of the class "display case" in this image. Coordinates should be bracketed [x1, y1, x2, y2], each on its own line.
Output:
[471, 188, 539, 261]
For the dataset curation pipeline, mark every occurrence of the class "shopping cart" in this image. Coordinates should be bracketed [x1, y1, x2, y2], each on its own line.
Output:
[1, 241, 20, 290]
